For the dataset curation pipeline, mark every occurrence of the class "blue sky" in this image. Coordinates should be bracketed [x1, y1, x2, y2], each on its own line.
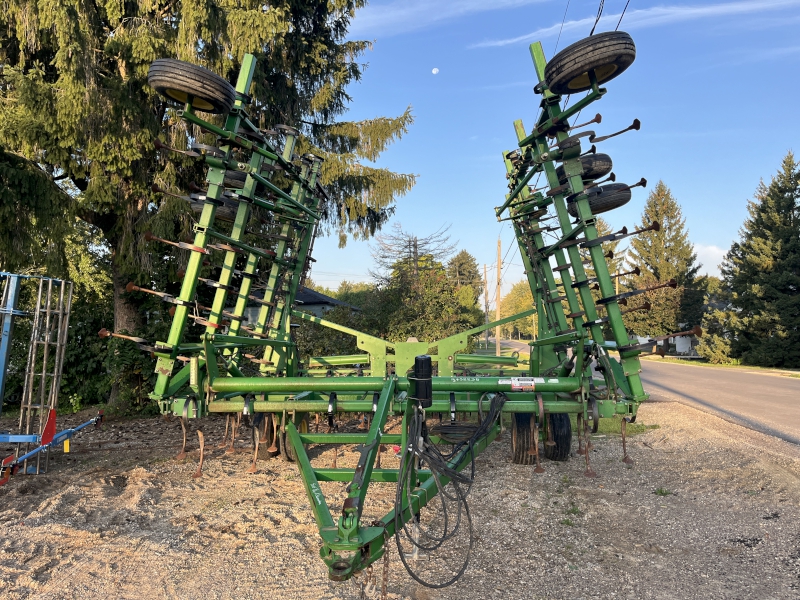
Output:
[309, 0, 800, 310]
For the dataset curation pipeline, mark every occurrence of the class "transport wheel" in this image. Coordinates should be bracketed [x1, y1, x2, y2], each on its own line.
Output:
[556, 153, 613, 185]
[511, 413, 536, 465]
[148, 58, 236, 114]
[567, 182, 632, 217]
[544, 413, 572, 461]
[545, 32, 636, 96]
[281, 413, 309, 463]
[223, 169, 266, 196]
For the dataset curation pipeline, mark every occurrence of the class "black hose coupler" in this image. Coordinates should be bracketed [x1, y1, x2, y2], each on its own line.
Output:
[413, 355, 433, 409]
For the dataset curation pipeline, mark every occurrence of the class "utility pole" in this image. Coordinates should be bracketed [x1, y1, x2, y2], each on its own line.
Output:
[483, 264, 490, 350]
[496, 239, 501, 356]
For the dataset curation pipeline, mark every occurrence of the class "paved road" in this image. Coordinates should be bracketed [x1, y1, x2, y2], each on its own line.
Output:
[639, 360, 800, 445]
[491, 338, 800, 445]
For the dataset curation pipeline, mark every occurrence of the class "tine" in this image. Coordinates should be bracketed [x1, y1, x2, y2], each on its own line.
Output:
[193, 431, 205, 478]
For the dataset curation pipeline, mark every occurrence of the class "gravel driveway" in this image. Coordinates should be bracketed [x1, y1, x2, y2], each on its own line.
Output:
[1, 398, 798, 599]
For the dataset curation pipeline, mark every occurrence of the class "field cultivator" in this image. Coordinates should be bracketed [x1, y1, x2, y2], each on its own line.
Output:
[98, 34, 698, 588]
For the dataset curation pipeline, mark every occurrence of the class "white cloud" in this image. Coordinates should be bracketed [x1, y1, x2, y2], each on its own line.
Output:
[349, 0, 550, 37]
[695, 243, 728, 277]
[471, 0, 800, 48]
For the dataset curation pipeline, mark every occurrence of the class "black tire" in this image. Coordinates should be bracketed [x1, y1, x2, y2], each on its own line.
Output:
[223, 169, 266, 195]
[281, 413, 309, 463]
[556, 153, 613, 185]
[510, 413, 536, 465]
[544, 413, 572, 461]
[567, 182, 632, 218]
[148, 59, 235, 114]
[188, 197, 238, 223]
[545, 32, 636, 96]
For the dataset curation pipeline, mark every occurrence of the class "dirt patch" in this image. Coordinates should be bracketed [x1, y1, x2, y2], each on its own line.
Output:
[2, 400, 799, 599]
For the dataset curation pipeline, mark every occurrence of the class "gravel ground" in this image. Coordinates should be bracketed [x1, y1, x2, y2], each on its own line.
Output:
[1, 398, 799, 600]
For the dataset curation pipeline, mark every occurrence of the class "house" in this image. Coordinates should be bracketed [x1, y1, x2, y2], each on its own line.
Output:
[240, 286, 358, 326]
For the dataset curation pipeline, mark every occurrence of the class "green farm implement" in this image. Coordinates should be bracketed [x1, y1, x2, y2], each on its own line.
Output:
[99, 32, 698, 588]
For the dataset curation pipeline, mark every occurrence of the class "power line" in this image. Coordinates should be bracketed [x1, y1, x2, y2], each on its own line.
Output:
[553, 0, 572, 54]
[616, 0, 632, 30]
[589, 0, 605, 36]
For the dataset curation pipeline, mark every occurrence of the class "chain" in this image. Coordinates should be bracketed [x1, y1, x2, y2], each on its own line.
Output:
[381, 531, 390, 600]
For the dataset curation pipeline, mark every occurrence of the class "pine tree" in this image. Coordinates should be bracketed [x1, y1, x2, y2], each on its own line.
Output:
[623, 181, 701, 336]
[712, 152, 800, 367]
[447, 250, 483, 303]
[0, 1, 415, 403]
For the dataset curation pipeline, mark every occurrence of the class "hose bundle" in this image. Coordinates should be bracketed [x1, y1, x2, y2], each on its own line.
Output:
[394, 393, 507, 587]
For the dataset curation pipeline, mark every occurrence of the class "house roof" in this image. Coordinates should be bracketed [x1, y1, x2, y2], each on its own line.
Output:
[296, 287, 354, 308]
[246, 286, 359, 311]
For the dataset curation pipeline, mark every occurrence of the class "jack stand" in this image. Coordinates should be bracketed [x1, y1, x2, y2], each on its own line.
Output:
[403, 514, 427, 561]
[621, 417, 634, 464]
[193, 430, 205, 478]
[177, 417, 188, 460]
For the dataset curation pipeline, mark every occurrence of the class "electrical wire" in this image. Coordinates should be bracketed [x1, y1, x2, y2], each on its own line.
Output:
[616, 0, 632, 30]
[589, 0, 605, 35]
[553, 0, 572, 54]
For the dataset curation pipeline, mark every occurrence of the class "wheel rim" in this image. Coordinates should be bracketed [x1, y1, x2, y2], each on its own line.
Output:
[164, 88, 217, 112]
[566, 64, 619, 92]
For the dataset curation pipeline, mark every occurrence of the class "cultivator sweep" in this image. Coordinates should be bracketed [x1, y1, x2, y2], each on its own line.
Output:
[99, 34, 698, 588]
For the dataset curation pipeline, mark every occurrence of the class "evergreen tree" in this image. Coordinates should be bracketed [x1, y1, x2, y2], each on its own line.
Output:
[696, 276, 737, 364]
[623, 181, 701, 336]
[711, 153, 800, 367]
[0, 1, 415, 404]
[447, 249, 483, 304]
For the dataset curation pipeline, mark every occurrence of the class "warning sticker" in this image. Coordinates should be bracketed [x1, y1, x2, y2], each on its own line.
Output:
[507, 377, 545, 391]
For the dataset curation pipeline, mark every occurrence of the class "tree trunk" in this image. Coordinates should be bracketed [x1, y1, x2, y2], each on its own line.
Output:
[107, 253, 143, 410]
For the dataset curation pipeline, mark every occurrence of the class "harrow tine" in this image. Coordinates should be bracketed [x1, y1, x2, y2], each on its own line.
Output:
[144, 231, 210, 255]
[154, 138, 201, 157]
[226, 413, 240, 454]
[247, 422, 260, 474]
[570, 113, 602, 130]
[98, 328, 149, 345]
[193, 430, 205, 478]
[218, 414, 231, 448]
[151, 184, 192, 202]
[597, 278, 676, 307]
[583, 419, 596, 478]
[621, 418, 634, 465]
[177, 417, 188, 460]
[589, 118, 641, 144]
[267, 413, 280, 456]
